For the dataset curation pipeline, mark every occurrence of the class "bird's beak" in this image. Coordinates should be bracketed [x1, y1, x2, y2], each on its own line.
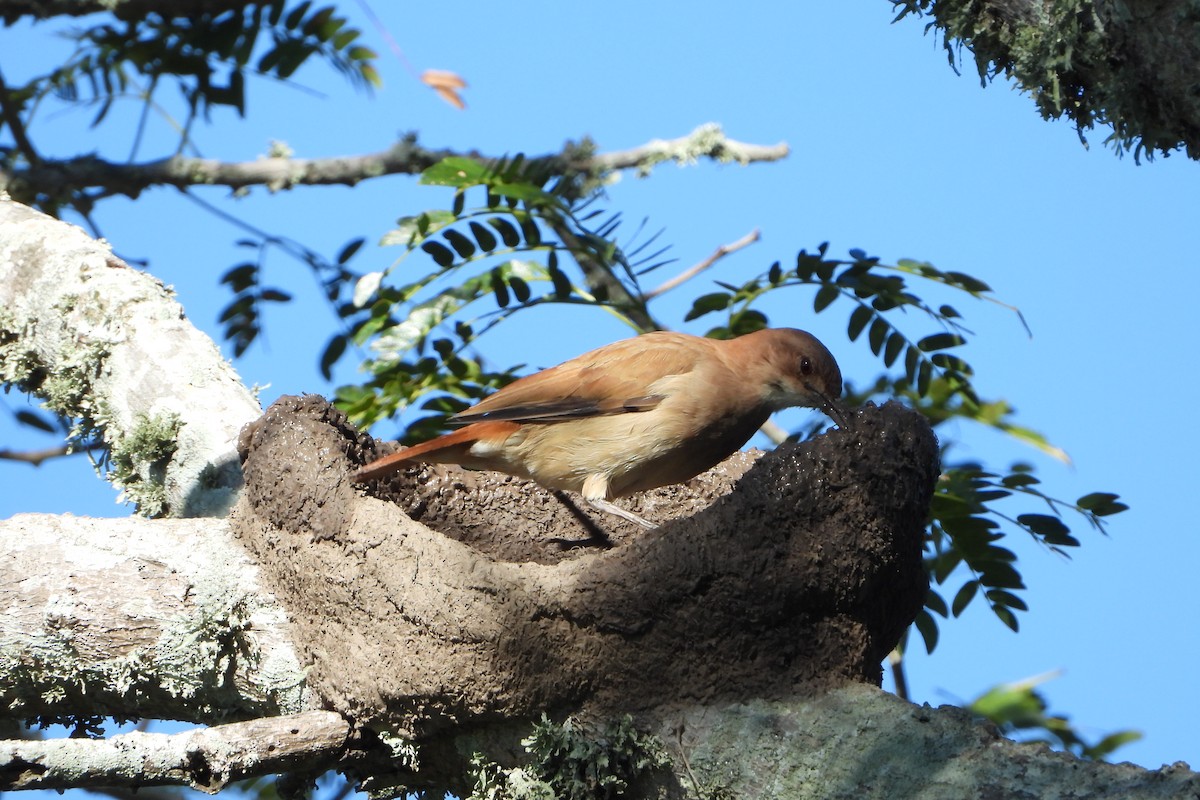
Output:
[810, 386, 851, 430]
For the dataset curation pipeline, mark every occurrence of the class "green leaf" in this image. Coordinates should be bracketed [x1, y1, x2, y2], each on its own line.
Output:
[925, 589, 948, 617]
[284, 1, 312, 31]
[1000, 473, 1041, 488]
[914, 609, 939, 654]
[221, 263, 257, 292]
[904, 346, 920, 385]
[1017, 513, 1071, 540]
[1077, 492, 1129, 516]
[420, 157, 489, 187]
[944, 271, 992, 293]
[492, 180, 554, 203]
[548, 260, 573, 299]
[883, 332, 905, 367]
[519, 217, 542, 247]
[337, 237, 365, 264]
[768, 261, 783, 285]
[319, 334, 347, 380]
[469, 221, 498, 252]
[951, 580, 978, 617]
[730, 309, 769, 336]
[917, 332, 966, 352]
[847, 305, 872, 341]
[16, 410, 55, 433]
[985, 589, 1028, 612]
[917, 360, 933, 395]
[685, 292, 732, 322]
[1087, 730, 1144, 760]
[931, 353, 972, 373]
[813, 284, 839, 312]
[488, 217, 522, 248]
[443, 229, 476, 259]
[491, 268, 510, 308]
[509, 275, 532, 303]
[868, 318, 888, 356]
[421, 241, 455, 268]
[992, 603, 1020, 632]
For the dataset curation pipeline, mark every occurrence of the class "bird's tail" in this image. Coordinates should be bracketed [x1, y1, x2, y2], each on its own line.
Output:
[352, 421, 521, 482]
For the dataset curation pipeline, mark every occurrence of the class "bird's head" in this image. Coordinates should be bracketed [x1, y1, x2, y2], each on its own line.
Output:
[747, 328, 846, 424]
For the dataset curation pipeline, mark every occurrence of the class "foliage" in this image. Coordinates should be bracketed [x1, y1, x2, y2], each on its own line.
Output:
[323, 155, 670, 439]
[319, 159, 1127, 655]
[465, 715, 667, 800]
[892, 0, 1199, 160]
[1, 0, 377, 209]
[969, 672, 1142, 760]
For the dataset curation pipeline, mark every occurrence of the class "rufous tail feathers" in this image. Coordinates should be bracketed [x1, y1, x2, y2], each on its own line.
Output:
[353, 421, 520, 482]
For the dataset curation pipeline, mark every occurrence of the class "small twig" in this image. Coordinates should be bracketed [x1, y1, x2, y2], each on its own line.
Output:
[0, 65, 40, 166]
[888, 647, 909, 702]
[0, 445, 74, 467]
[759, 418, 789, 446]
[643, 228, 760, 301]
[673, 724, 704, 798]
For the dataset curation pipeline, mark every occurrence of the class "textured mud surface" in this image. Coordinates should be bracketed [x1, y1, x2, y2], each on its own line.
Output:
[232, 395, 937, 741]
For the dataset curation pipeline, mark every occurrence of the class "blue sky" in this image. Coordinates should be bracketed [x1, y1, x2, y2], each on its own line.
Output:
[3, 3, 1197, 773]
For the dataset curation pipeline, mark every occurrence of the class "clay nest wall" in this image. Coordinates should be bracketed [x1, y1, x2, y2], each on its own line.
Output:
[231, 395, 938, 778]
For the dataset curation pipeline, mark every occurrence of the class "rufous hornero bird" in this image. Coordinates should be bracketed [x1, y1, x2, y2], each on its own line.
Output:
[353, 328, 846, 529]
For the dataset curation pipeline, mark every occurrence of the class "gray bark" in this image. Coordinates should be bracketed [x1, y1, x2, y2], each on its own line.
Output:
[0, 199, 261, 517]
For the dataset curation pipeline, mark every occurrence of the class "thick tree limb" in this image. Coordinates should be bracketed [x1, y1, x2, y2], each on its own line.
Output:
[0, 711, 350, 793]
[0, 513, 311, 724]
[2, 126, 788, 204]
[0, 199, 261, 517]
[637, 686, 1200, 799]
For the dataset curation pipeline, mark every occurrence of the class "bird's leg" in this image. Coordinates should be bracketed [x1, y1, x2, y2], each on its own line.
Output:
[586, 497, 658, 530]
[581, 473, 657, 529]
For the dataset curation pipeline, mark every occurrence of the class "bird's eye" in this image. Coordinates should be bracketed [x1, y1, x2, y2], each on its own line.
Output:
[800, 357, 813, 375]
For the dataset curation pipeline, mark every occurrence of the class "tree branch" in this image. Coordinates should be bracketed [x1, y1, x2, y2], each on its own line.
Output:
[644, 228, 761, 300]
[2, 126, 788, 204]
[0, 711, 351, 793]
[0, 0, 262, 23]
[0, 199, 262, 517]
[0, 513, 312, 723]
[0, 66, 40, 166]
[0, 444, 73, 467]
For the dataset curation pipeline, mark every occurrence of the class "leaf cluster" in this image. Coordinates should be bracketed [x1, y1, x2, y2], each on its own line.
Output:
[518, 714, 669, 800]
[318, 160, 1127, 662]
[320, 155, 670, 436]
[969, 675, 1142, 761]
[1, 0, 377, 208]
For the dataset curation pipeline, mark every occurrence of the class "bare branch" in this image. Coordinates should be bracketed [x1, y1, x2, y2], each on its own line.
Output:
[0, 711, 351, 793]
[0, 444, 73, 466]
[3, 126, 788, 203]
[0, 66, 39, 166]
[643, 228, 761, 301]
[587, 125, 788, 173]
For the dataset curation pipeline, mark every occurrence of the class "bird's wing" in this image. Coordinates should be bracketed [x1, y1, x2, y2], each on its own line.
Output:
[451, 331, 714, 425]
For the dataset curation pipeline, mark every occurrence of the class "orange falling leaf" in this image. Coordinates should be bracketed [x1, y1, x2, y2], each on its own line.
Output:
[421, 69, 468, 110]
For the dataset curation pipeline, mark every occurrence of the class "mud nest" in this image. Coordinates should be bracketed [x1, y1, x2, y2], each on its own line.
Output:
[232, 395, 938, 738]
